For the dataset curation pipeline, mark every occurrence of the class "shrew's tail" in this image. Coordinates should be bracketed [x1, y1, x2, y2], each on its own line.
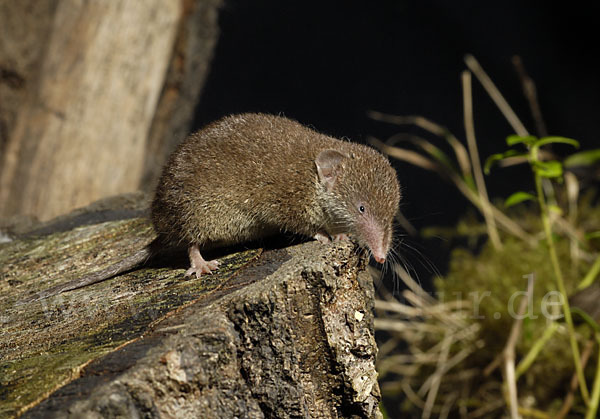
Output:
[21, 242, 156, 303]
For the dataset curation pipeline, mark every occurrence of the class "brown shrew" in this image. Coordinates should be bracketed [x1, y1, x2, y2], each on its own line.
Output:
[30, 113, 400, 300]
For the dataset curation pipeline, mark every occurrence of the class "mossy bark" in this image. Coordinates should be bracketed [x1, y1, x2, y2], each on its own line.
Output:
[0, 197, 381, 418]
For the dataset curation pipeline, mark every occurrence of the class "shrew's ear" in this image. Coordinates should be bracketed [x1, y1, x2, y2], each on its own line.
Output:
[315, 149, 347, 192]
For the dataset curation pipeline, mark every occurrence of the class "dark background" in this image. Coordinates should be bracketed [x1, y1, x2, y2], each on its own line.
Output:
[194, 0, 599, 284]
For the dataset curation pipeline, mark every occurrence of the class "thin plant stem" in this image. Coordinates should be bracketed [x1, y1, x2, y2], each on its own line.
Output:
[512, 55, 548, 137]
[422, 331, 452, 419]
[450, 165, 535, 246]
[462, 70, 502, 250]
[532, 147, 590, 404]
[585, 333, 600, 419]
[565, 172, 581, 269]
[502, 275, 534, 419]
[515, 321, 558, 380]
[504, 336, 520, 419]
[367, 111, 473, 180]
[517, 407, 550, 419]
[464, 54, 529, 137]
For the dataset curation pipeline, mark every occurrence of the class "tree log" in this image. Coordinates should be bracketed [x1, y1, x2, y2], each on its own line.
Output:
[0, 198, 382, 418]
[0, 0, 180, 220]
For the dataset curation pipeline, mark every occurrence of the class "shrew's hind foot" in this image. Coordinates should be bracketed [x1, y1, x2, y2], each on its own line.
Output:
[185, 244, 220, 278]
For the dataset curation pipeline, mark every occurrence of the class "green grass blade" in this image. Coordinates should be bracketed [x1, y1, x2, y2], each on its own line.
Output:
[504, 191, 536, 208]
[578, 257, 600, 290]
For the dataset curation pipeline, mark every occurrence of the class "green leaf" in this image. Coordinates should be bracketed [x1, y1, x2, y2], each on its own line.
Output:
[504, 191, 536, 208]
[533, 160, 563, 178]
[571, 307, 600, 333]
[533, 136, 579, 149]
[506, 135, 537, 146]
[564, 149, 600, 168]
[483, 150, 526, 174]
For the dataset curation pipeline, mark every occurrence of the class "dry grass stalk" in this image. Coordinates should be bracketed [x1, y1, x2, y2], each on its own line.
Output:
[511, 55, 547, 138]
[368, 111, 472, 180]
[464, 54, 529, 137]
[503, 277, 534, 419]
[422, 331, 452, 419]
[462, 70, 502, 250]
[375, 270, 483, 417]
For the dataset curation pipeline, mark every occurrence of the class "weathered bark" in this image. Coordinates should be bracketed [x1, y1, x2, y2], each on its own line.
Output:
[0, 197, 382, 418]
[0, 0, 181, 220]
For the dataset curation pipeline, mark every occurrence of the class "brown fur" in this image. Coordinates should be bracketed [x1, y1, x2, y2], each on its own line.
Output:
[152, 113, 400, 261]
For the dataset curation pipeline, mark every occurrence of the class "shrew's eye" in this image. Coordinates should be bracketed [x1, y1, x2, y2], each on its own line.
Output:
[358, 205, 365, 213]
